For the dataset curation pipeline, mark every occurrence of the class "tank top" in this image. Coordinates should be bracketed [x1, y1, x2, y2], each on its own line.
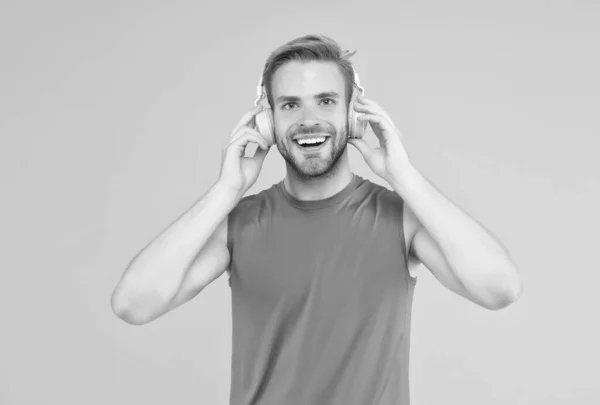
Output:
[226, 173, 417, 405]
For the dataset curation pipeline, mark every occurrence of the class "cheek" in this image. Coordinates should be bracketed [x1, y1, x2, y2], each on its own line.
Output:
[273, 110, 347, 137]
[272, 114, 287, 138]
[274, 121, 291, 140]
[335, 115, 349, 133]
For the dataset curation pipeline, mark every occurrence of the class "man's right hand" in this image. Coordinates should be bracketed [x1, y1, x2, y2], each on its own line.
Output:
[218, 104, 272, 196]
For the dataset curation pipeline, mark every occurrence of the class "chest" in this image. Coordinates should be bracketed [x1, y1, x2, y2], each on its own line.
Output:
[230, 212, 409, 311]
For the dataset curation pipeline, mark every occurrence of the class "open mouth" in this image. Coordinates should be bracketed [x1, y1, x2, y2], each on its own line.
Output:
[293, 137, 330, 151]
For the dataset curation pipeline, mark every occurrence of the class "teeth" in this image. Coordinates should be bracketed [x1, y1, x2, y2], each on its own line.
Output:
[297, 137, 326, 145]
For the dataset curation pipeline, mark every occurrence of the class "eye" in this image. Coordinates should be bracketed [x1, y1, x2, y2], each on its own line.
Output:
[320, 98, 336, 106]
[282, 102, 298, 110]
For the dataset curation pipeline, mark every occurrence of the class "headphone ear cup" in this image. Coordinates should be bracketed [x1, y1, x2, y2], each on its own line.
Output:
[347, 101, 355, 138]
[353, 112, 367, 139]
[254, 108, 275, 146]
[348, 88, 367, 139]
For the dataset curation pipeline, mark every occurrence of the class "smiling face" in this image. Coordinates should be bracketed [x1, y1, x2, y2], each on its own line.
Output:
[270, 60, 351, 180]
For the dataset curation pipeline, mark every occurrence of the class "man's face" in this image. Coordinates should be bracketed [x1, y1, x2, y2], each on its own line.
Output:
[270, 60, 349, 180]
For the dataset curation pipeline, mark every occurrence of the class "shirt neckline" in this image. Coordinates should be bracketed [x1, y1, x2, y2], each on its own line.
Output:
[275, 173, 361, 211]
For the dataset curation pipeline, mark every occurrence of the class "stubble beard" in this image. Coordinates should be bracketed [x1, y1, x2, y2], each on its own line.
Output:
[276, 124, 349, 181]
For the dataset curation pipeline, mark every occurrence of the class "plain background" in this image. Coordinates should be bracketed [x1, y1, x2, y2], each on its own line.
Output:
[2, 0, 598, 404]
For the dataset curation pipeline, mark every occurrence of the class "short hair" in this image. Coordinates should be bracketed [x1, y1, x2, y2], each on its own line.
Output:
[261, 34, 357, 109]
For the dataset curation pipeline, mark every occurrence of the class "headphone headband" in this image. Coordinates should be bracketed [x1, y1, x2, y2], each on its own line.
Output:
[353, 69, 364, 95]
[255, 73, 265, 106]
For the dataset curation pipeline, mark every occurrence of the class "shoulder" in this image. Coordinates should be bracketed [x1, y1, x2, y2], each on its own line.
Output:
[354, 176, 393, 202]
[223, 183, 277, 242]
[362, 179, 421, 277]
[357, 178, 411, 237]
[366, 181, 418, 244]
[231, 185, 275, 220]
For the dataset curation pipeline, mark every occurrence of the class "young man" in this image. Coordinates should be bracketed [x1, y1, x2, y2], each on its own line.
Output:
[111, 34, 522, 405]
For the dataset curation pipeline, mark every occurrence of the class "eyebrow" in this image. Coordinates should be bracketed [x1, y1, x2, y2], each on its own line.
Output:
[275, 91, 341, 104]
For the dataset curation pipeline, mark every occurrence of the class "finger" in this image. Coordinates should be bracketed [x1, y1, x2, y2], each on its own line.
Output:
[231, 104, 263, 136]
[357, 113, 394, 131]
[251, 144, 270, 161]
[231, 104, 264, 136]
[231, 125, 262, 141]
[353, 103, 377, 113]
[354, 101, 386, 116]
[235, 134, 270, 155]
[354, 102, 394, 124]
[239, 130, 269, 150]
[359, 113, 397, 140]
[356, 94, 381, 109]
[355, 96, 398, 125]
[358, 113, 384, 126]
[227, 128, 270, 153]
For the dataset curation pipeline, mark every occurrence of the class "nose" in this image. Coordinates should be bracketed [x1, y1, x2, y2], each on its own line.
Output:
[298, 105, 321, 131]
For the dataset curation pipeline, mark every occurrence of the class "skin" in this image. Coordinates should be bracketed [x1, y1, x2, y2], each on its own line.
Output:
[270, 60, 355, 201]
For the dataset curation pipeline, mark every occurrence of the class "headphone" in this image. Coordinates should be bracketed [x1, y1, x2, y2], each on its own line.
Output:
[253, 69, 368, 147]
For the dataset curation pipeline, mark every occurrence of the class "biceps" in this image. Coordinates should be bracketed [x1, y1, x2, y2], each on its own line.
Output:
[411, 228, 475, 303]
[168, 238, 230, 310]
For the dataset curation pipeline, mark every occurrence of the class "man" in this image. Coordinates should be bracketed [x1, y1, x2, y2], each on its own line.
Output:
[111, 34, 522, 405]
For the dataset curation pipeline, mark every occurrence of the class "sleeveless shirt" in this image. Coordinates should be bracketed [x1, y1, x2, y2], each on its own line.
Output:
[226, 173, 417, 405]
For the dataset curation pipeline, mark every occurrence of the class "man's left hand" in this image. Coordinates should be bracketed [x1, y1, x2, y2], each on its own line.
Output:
[348, 94, 413, 184]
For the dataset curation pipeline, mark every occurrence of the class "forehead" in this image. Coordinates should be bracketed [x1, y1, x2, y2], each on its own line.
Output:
[271, 60, 346, 98]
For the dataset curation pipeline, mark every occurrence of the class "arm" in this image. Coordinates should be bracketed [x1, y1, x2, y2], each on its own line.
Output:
[394, 167, 522, 310]
[110, 181, 240, 325]
[347, 93, 521, 310]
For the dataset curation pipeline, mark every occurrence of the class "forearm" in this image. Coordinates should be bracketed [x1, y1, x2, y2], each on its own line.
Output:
[111, 181, 240, 316]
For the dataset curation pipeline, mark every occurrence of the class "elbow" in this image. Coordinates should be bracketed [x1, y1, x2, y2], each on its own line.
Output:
[111, 289, 159, 326]
[111, 304, 148, 326]
[484, 273, 523, 311]
[483, 295, 518, 311]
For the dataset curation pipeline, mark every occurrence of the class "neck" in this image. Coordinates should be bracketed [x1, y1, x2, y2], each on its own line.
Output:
[284, 152, 354, 201]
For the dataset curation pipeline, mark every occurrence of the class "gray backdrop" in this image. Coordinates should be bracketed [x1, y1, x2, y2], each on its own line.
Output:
[2, 0, 598, 404]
